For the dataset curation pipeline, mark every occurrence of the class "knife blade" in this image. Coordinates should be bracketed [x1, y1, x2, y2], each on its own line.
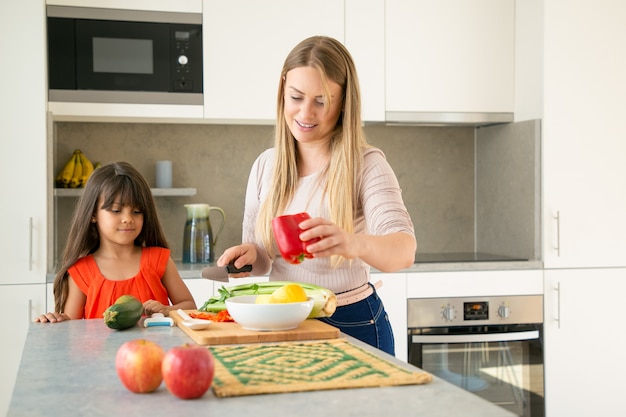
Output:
[201, 264, 252, 282]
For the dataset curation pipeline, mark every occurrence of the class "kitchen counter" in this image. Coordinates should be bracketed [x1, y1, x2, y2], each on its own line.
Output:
[174, 258, 542, 280]
[46, 257, 543, 283]
[8, 320, 514, 417]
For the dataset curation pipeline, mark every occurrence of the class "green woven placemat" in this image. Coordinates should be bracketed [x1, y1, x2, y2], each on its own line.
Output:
[209, 338, 432, 397]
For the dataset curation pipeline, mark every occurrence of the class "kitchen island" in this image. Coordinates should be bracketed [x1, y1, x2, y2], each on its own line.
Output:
[8, 319, 514, 417]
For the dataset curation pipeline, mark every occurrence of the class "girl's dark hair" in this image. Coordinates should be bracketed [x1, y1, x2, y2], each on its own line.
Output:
[53, 161, 169, 312]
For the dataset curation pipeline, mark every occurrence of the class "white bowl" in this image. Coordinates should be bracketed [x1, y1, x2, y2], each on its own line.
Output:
[225, 295, 314, 331]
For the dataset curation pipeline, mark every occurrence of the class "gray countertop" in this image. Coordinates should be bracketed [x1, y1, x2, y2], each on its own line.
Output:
[175, 259, 542, 279]
[46, 255, 543, 283]
[9, 319, 514, 417]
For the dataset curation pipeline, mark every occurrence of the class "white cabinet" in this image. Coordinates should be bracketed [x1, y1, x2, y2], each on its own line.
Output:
[406, 269, 544, 299]
[385, 0, 514, 123]
[1, 0, 47, 285]
[202, 0, 344, 122]
[0, 285, 46, 417]
[373, 273, 408, 362]
[544, 268, 626, 416]
[345, 0, 385, 122]
[541, 1, 626, 268]
[183, 278, 214, 309]
[46, 0, 202, 13]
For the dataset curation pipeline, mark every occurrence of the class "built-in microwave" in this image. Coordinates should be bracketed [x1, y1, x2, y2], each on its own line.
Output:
[47, 6, 202, 105]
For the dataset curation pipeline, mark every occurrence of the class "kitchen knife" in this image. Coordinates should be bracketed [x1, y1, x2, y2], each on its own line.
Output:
[201, 264, 252, 282]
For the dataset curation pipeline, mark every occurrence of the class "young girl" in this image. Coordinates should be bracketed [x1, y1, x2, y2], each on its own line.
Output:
[36, 161, 196, 323]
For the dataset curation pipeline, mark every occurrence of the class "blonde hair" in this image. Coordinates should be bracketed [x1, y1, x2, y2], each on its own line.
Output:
[257, 36, 370, 267]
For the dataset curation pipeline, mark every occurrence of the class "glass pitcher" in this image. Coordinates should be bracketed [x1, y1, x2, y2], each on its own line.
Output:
[182, 203, 225, 263]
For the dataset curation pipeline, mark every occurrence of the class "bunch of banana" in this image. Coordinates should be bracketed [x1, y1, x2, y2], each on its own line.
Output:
[55, 149, 97, 188]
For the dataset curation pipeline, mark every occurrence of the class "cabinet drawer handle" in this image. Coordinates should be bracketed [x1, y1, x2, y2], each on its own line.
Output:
[554, 282, 561, 329]
[28, 217, 33, 271]
[553, 211, 561, 257]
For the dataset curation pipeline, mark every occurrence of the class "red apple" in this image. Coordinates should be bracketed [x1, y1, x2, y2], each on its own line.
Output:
[115, 339, 165, 393]
[162, 343, 215, 399]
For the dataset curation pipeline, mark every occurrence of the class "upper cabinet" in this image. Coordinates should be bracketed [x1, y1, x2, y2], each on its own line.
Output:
[345, 0, 386, 122]
[385, 0, 515, 124]
[45, 0, 517, 125]
[46, 0, 202, 14]
[202, 0, 344, 123]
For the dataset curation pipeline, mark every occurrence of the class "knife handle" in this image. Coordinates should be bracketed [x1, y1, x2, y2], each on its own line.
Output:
[225, 264, 252, 274]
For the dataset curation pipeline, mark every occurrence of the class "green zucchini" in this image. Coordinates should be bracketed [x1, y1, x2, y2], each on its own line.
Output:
[103, 295, 144, 330]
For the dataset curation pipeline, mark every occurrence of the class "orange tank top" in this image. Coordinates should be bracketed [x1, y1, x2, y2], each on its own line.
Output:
[68, 247, 171, 319]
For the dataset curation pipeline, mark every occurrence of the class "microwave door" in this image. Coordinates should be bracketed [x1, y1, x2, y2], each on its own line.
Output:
[75, 19, 170, 92]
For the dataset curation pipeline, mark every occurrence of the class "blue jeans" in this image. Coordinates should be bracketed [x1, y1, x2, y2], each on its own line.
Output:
[318, 284, 395, 356]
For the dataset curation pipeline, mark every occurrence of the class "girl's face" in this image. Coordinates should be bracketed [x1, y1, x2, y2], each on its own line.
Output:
[283, 66, 343, 145]
[94, 196, 143, 247]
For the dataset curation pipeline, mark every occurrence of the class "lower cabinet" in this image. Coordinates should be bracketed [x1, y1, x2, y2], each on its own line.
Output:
[374, 273, 408, 362]
[543, 268, 626, 416]
[182, 278, 214, 309]
[0, 284, 46, 417]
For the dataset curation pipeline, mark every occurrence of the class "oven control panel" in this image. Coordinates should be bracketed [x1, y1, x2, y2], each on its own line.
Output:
[407, 295, 543, 328]
[464, 301, 488, 320]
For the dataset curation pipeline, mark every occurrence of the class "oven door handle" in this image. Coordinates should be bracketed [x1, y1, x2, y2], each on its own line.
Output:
[411, 330, 540, 344]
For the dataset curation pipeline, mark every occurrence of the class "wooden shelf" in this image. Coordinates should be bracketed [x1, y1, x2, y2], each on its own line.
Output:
[54, 188, 197, 197]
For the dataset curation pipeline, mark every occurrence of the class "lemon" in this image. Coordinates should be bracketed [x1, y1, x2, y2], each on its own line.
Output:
[269, 284, 308, 304]
[255, 294, 273, 304]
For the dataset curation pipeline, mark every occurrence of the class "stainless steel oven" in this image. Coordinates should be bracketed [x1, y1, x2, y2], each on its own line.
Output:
[408, 295, 544, 417]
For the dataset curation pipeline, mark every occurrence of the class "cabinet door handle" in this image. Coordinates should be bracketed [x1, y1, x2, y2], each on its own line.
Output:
[553, 210, 561, 257]
[28, 299, 33, 323]
[28, 216, 33, 271]
[554, 281, 561, 329]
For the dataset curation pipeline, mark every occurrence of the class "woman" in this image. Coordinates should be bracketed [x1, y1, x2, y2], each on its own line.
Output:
[217, 36, 416, 354]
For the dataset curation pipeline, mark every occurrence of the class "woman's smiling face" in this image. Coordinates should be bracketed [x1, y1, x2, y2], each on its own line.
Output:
[283, 66, 343, 145]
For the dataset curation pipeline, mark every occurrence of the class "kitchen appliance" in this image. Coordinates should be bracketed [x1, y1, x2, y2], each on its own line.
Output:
[407, 295, 544, 417]
[46, 6, 202, 104]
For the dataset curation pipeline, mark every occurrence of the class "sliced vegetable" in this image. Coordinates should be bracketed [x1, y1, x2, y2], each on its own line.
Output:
[199, 281, 337, 319]
[215, 310, 234, 322]
[188, 311, 215, 321]
[271, 212, 320, 264]
[188, 310, 235, 322]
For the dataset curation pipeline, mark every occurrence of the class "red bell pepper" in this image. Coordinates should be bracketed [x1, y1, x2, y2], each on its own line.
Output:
[272, 212, 320, 264]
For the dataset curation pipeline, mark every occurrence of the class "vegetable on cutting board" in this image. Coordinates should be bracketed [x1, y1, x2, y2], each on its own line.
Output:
[104, 295, 144, 330]
[199, 281, 337, 319]
[271, 212, 320, 264]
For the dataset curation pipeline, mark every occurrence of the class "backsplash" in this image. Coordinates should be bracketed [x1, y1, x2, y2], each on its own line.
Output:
[52, 121, 529, 265]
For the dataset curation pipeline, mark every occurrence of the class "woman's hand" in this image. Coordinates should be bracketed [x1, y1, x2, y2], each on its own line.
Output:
[299, 216, 416, 272]
[217, 243, 271, 277]
[34, 312, 70, 323]
[299, 217, 360, 260]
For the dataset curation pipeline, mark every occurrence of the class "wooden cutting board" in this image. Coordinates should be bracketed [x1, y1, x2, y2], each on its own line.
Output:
[170, 310, 340, 345]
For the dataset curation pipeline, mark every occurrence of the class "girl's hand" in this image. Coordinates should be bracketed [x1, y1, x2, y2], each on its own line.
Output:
[34, 312, 70, 323]
[299, 217, 360, 260]
[143, 300, 168, 316]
